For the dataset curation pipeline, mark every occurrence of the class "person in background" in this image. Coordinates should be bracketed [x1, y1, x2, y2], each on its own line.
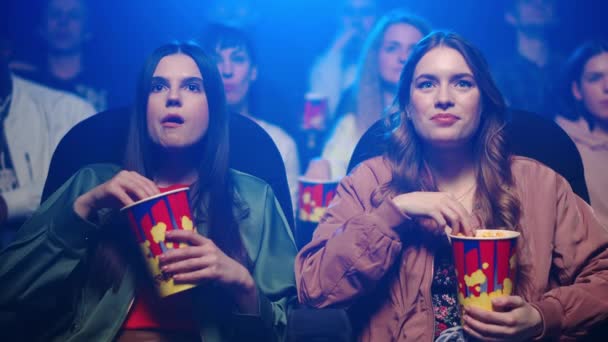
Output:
[296, 31, 608, 341]
[202, 23, 301, 216]
[556, 40, 608, 227]
[0, 41, 297, 341]
[306, 9, 430, 180]
[12, 0, 109, 111]
[0, 30, 95, 246]
[308, 0, 379, 118]
[493, 0, 562, 118]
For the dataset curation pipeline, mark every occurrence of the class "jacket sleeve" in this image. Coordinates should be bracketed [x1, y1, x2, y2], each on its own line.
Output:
[531, 176, 608, 340]
[230, 185, 299, 342]
[0, 166, 114, 324]
[295, 162, 410, 309]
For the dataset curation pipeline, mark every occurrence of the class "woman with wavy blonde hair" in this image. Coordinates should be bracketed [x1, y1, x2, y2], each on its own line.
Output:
[306, 9, 430, 180]
[296, 31, 608, 341]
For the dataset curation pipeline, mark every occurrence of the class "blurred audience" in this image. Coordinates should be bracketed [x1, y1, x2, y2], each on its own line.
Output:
[493, 0, 562, 118]
[0, 33, 95, 245]
[308, 0, 379, 118]
[306, 9, 430, 180]
[206, 0, 259, 29]
[11, 0, 108, 111]
[202, 23, 301, 215]
[556, 40, 608, 226]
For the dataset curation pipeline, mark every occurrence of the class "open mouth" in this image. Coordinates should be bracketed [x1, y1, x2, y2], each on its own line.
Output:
[162, 114, 185, 126]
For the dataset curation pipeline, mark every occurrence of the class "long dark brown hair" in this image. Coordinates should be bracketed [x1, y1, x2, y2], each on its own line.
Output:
[373, 31, 530, 295]
[92, 41, 250, 293]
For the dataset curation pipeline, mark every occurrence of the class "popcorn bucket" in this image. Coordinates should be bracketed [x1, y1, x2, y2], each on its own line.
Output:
[297, 177, 338, 223]
[121, 187, 197, 297]
[449, 229, 520, 312]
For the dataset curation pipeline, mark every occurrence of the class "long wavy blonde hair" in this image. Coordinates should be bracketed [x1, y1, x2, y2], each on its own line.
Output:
[351, 9, 430, 138]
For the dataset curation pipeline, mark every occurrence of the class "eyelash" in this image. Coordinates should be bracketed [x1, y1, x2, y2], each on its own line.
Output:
[150, 84, 166, 93]
[186, 83, 202, 92]
[416, 81, 434, 89]
[455, 80, 473, 88]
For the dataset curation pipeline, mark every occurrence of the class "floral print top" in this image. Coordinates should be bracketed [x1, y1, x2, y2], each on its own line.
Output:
[432, 239, 461, 339]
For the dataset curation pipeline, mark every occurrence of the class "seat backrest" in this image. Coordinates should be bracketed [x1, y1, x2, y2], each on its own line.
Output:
[42, 107, 295, 231]
[347, 109, 590, 203]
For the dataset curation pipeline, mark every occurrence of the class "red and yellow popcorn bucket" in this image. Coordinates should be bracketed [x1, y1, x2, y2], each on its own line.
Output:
[298, 177, 338, 223]
[449, 229, 520, 313]
[302, 93, 328, 131]
[121, 187, 196, 297]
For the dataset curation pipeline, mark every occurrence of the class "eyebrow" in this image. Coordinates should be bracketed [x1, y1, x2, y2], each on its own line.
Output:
[151, 76, 203, 84]
[414, 73, 474, 81]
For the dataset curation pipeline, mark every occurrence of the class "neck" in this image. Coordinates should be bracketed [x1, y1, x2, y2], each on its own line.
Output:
[48, 52, 82, 80]
[516, 31, 549, 68]
[593, 117, 608, 136]
[228, 99, 250, 117]
[383, 86, 396, 110]
[423, 144, 477, 194]
[154, 149, 199, 187]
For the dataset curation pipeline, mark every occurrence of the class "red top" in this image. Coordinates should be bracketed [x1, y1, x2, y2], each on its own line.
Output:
[122, 285, 197, 331]
[123, 184, 198, 331]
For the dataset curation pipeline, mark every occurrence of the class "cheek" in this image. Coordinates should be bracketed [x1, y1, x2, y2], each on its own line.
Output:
[410, 93, 433, 113]
[581, 84, 602, 109]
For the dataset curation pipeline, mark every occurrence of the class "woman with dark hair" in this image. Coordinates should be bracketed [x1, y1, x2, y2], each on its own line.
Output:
[296, 32, 608, 341]
[0, 42, 297, 341]
[306, 9, 430, 180]
[556, 40, 608, 227]
[200, 23, 300, 216]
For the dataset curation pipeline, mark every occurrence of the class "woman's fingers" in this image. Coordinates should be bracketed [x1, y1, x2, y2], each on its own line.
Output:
[117, 171, 159, 201]
[444, 197, 475, 236]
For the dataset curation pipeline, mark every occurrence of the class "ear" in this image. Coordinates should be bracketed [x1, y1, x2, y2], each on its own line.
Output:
[572, 81, 583, 101]
[249, 65, 258, 82]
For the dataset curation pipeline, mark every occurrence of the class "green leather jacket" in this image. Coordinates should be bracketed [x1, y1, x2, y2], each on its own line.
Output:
[0, 164, 298, 341]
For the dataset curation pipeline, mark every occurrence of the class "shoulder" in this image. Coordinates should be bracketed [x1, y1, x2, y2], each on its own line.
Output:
[344, 156, 392, 188]
[555, 116, 589, 139]
[72, 163, 122, 183]
[12, 75, 96, 117]
[327, 114, 357, 140]
[255, 119, 297, 147]
[510, 156, 568, 194]
[511, 156, 559, 179]
[41, 163, 122, 205]
[230, 169, 274, 199]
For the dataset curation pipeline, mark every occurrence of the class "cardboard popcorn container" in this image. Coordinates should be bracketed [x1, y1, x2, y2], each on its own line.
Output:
[302, 93, 329, 131]
[121, 187, 196, 297]
[449, 229, 520, 313]
[297, 177, 338, 223]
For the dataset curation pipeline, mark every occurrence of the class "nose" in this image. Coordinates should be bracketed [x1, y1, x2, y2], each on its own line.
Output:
[166, 86, 181, 107]
[220, 61, 233, 78]
[398, 49, 408, 65]
[435, 84, 454, 110]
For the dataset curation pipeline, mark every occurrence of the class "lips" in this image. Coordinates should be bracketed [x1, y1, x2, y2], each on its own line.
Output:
[431, 113, 460, 125]
[161, 114, 185, 127]
[223, 84, 237, 92]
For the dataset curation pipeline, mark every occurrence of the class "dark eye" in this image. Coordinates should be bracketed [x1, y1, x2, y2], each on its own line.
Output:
[187, 83, 202, 92]
[150, 84, 166, 93]
[231, 54, 247, 64]
[417, 80, 433, 89]
[455, 79, 474, 88]
[384, 44, 398, 53]
[587, 74, 603, 83]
